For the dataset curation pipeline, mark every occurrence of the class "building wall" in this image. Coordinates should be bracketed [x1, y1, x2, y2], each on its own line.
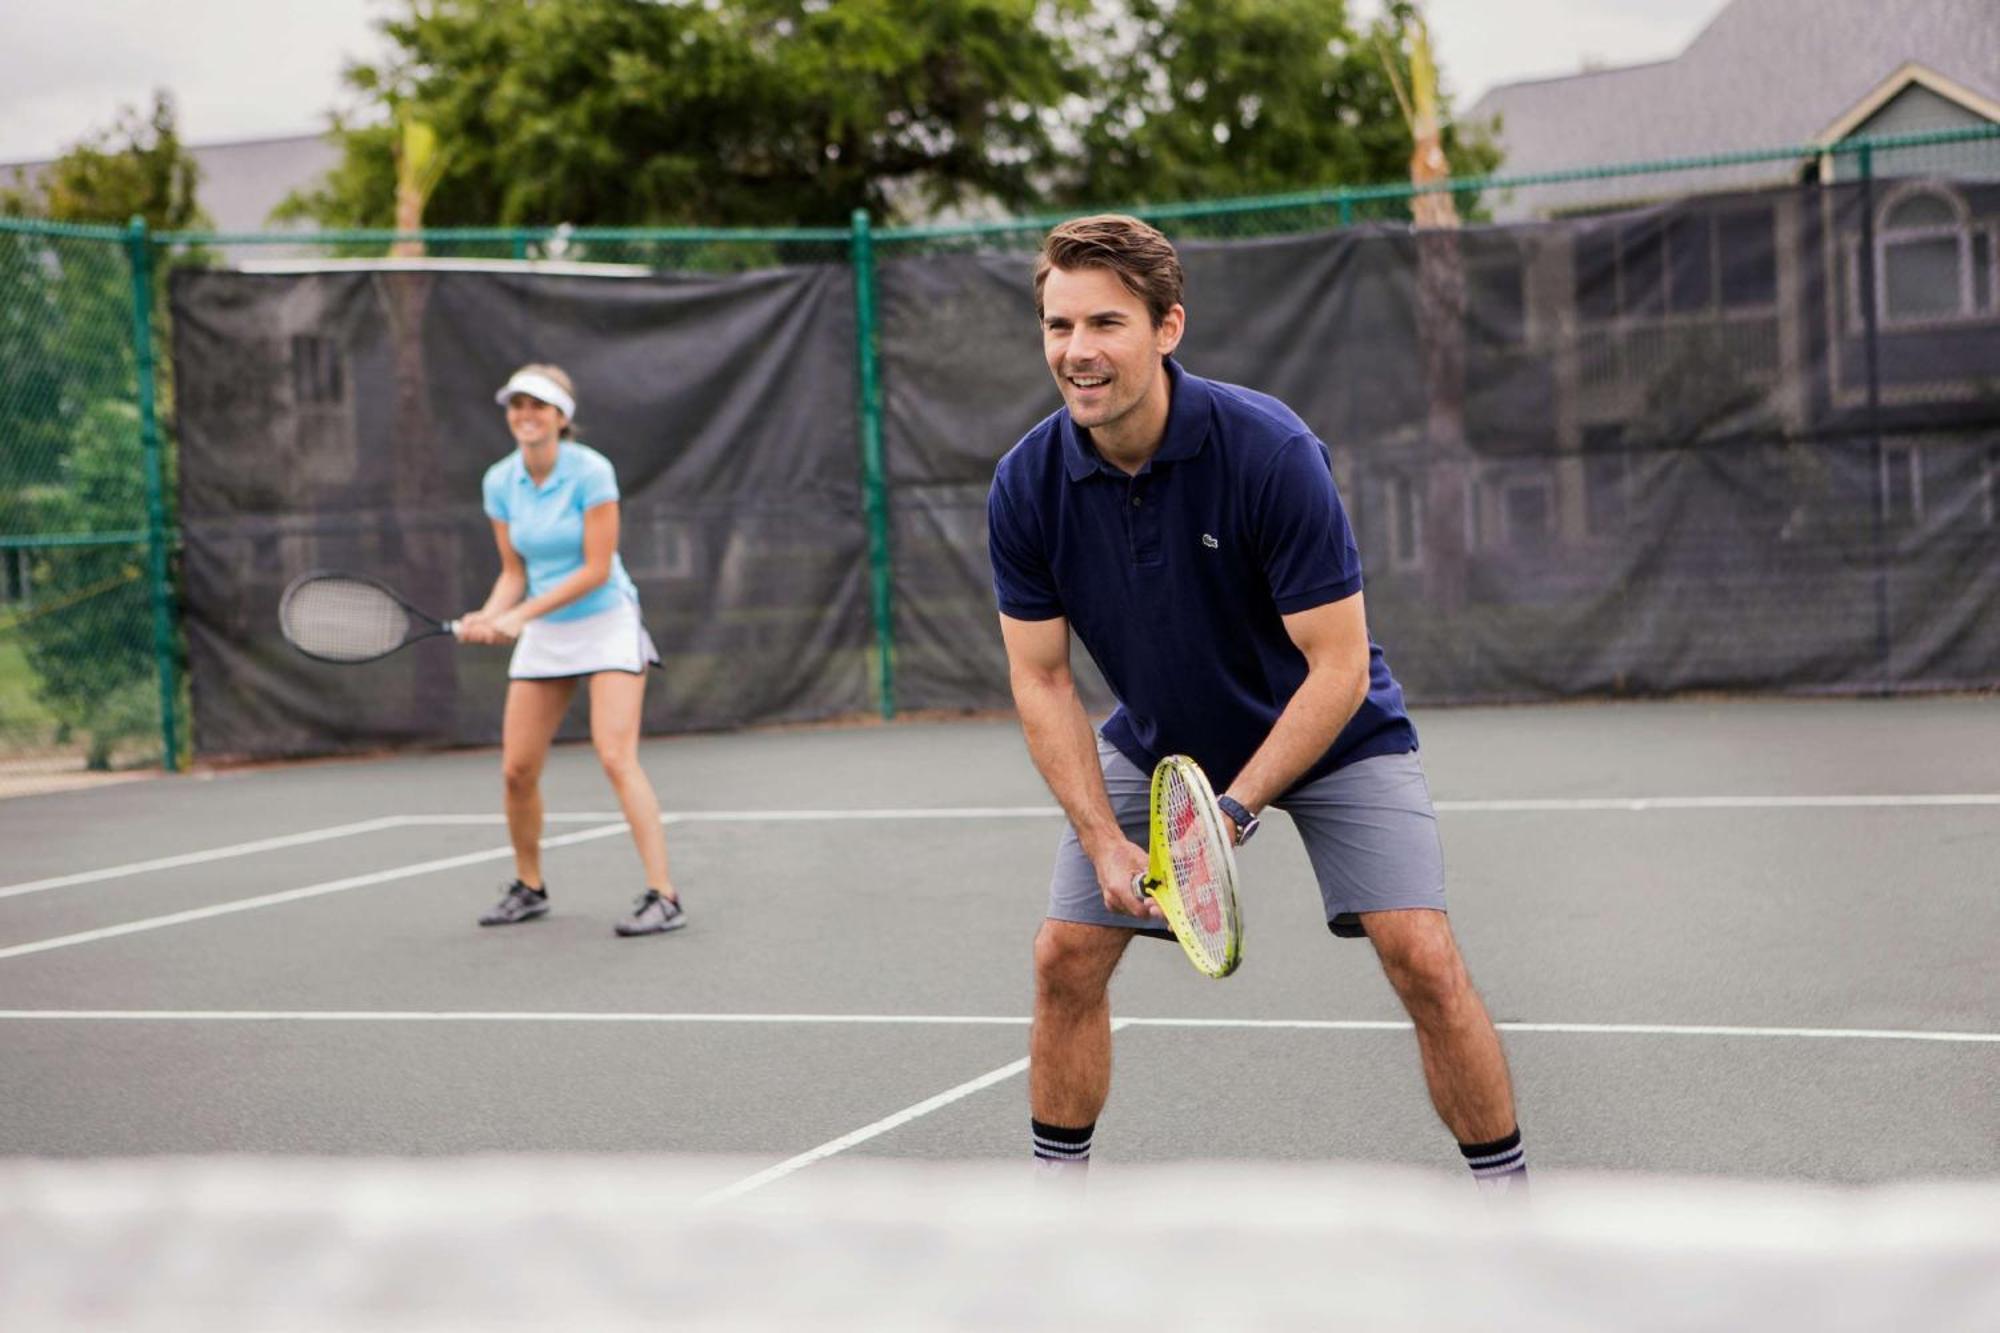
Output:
[1847, 85, 2000, 183]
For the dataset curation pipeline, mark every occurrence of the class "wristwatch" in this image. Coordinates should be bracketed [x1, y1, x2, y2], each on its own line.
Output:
[1214, 794, 1260, 846]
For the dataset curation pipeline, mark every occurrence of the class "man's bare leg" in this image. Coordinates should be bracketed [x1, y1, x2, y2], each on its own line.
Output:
[1029, 920, 1132, 1172]
[1362, 908, 1527, 1188]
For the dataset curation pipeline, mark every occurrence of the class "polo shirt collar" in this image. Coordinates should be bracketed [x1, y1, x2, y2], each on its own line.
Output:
[511, 442, 570, 489]
[1059, 357, 1212, 481]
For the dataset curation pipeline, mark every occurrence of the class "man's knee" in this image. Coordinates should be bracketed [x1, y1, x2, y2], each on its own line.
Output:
[1034, 922, 1124, 1010]
[1365, 910, 1471, 1015]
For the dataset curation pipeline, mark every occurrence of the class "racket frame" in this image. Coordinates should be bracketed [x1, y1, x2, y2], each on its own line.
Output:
[278, 570, 459, 664]
[1137, 754, 1244, 979]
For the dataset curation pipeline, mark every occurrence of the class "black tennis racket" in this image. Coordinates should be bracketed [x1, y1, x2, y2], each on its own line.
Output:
[279, 571, 459, 664]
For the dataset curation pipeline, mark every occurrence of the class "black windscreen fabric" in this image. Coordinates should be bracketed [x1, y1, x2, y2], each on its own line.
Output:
[172, 264, 868, 758]
[173, 178, 2000, 759]
[879, 179, 2000, 711]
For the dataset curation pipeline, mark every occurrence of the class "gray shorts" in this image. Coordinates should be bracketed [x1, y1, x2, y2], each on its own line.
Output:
[1047, 735, 1447, 940]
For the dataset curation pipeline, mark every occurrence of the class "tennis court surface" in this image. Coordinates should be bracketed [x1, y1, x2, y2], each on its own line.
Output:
[4, 697, 1997, 1328]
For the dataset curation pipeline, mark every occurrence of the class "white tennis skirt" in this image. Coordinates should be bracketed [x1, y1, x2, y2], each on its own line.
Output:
[508, 599, 661, 679]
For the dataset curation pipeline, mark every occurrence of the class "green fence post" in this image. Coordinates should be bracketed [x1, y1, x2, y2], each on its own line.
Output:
[850, 209, 896, 719]
[126, 217, 181, 771]
[1337, 191, 1354, 227]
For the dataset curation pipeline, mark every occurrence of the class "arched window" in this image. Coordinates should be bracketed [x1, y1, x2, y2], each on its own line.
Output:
[1877, 186, 1978, 324]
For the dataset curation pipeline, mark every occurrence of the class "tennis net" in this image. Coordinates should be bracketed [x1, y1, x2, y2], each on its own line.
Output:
[4, 1155, 1997, 1331]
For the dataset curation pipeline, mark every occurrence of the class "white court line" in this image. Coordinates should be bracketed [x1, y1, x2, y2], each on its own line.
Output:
[14, 796, 1998, 899]
[0, 1011, 1990, 1043]
[0, 824, 628, 963]
[0, 817, 414, 901]
[695, 1017, 1139, 1204]
[694, 1055, 1035, 1205]
[1434, 794, 2000, 812]
[0, 808, 1073, 900]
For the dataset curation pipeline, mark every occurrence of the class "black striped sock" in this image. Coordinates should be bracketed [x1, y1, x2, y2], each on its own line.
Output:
[1460, 1127, 1527, 1189]
[1031, 1117, 1094, 1169]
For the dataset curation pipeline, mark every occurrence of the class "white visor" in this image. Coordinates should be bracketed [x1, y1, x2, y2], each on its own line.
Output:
[494, 371, 575, 420]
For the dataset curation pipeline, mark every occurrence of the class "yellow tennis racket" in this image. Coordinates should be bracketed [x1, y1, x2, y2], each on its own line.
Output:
[1132, 755, 1243, 979]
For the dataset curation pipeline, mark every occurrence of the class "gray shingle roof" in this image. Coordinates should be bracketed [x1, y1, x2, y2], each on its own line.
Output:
[1467, 0, 2000, 215]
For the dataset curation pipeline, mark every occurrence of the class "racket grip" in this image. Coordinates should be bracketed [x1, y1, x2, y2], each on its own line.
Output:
[1131, 871, 1157, 900]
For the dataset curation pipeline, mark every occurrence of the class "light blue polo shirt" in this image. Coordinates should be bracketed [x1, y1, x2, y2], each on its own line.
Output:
[480, 441, 638, 622]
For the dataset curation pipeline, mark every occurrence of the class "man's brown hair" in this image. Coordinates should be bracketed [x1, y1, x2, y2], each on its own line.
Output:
[1034, 214, 1184, 326]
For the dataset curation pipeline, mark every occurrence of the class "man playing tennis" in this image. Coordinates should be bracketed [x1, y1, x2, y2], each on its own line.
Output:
[989, 215, 1527, 1190]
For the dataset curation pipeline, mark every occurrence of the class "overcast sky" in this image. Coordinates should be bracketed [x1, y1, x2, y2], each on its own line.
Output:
[0, 0, 1734, 164]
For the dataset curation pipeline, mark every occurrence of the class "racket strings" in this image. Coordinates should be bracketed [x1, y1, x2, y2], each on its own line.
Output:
[1162, 771, 1229, 942]
[281, 578, 413, 661]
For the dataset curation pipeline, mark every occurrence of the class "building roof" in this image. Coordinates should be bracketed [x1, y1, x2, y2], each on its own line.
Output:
[1, 132, 339, 234]
[1467, 0, 2000, 215]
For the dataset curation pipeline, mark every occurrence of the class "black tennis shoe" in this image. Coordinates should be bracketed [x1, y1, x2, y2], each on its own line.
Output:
[479, 880, 549, 926]
[615, 889, 685, 937]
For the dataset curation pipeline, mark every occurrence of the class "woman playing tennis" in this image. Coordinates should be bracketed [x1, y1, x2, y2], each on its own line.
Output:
[458, 364, 685, 937]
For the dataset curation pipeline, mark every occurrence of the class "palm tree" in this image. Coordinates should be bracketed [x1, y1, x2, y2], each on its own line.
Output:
[1381, 6, 1470, 611]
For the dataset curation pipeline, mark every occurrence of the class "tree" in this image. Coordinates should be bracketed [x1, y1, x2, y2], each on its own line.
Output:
[0, 91, 206, 231]
[1373, 3, 1473, 611]
[1054, 0, 1496, 212]
[284, 0, 1499, 230]
[0, 91, 200, 767]
[280, 0, 1085, 228]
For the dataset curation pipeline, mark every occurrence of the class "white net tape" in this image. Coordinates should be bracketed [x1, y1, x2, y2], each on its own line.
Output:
[3, 1156, 1996, 1331]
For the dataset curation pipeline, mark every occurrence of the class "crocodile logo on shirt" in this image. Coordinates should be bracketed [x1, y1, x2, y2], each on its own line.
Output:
[1201, 533, 1220, 549]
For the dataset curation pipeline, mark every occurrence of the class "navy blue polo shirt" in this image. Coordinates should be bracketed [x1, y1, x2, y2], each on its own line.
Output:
[987, 358, 1414, 794]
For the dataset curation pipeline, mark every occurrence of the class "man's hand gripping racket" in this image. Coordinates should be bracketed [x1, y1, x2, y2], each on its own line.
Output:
[1132, 755, 1244, 979]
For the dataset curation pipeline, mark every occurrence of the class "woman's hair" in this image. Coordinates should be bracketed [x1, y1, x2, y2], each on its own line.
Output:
[1033, 214, 1184, 327]
[511, 362, 578, 438]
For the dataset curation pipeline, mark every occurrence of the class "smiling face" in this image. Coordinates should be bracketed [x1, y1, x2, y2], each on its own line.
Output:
[505, 393, 566, 450]
[1039, 264, 1184, 460]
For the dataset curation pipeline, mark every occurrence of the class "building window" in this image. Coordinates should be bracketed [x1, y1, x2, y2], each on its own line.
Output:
[1877, 187, 1978, 326]
[1575, 205, 1775, 321]
[1472, 467, 1557, 550]
[1666, 213, 1715, 313]
[630, 512, 697, 580]
[1501, 475, 1555, 548]
[290, 335, 345, 405]
[1880, 443, 1922, 522]
[1387, 474, 1424, 571]
[1575, 229, 1619, 322]
[1716, 209, 1777, 308]
[1466, 255, 1527, 344]
[1582, 425, 1630, 536]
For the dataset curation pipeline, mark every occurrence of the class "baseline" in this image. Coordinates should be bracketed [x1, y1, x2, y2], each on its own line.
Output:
[0, 1010, 1991, 1043]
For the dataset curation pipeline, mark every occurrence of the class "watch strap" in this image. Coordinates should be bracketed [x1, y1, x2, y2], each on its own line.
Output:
[1214, 794, 1258, 844]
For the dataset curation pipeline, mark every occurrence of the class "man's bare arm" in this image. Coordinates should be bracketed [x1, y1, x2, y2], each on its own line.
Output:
[1222, 592, 1374, 815]
[1000, 612, 1155, 917]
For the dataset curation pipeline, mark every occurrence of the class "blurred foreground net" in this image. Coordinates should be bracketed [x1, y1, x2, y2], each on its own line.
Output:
[3, 1156, 1996, 1331]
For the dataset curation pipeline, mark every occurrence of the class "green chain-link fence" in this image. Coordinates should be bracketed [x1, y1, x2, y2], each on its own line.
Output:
[3, 121, 1997, 775]
[0, 218, 178, 781]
